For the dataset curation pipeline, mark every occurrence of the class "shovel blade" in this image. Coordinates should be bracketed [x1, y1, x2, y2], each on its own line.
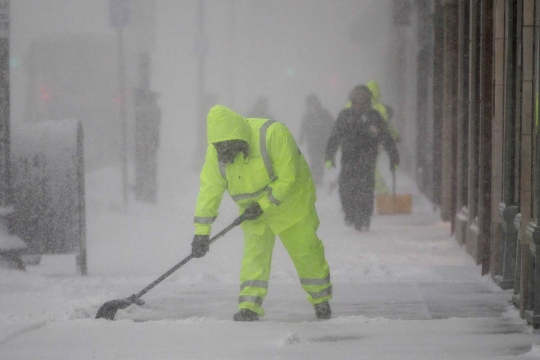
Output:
[95, 298, 133, 320]
[375, 193, 412, 215]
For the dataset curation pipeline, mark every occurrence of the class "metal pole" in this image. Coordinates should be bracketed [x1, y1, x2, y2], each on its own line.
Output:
[227, 0, 236, 108]
[0, 0, 10, 208]
[194, 0, 207, 167]
[76, 123, 87, 275]
[118, 27, 128, 206]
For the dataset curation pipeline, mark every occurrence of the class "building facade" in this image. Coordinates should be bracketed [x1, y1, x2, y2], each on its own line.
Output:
[410, 0, 540, 327]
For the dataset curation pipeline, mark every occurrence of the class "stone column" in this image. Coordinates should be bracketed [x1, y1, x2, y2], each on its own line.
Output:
[467, 0, 481, 262]
[491, 0, 505, 285]
[433, 0, 445, 207]
[520, 0, 535, 316]
[441, 0, 459, 221]
[496, 0, 520, 291]
[478, 0, 493, 274]
[455, 0, 470, 245]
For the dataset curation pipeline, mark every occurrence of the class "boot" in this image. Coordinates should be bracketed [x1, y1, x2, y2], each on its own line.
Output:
[363, 217, 371, 231]
[233, 308, 259, 322]
[314, 301, 331, 320]
[355, 217, 370, 232]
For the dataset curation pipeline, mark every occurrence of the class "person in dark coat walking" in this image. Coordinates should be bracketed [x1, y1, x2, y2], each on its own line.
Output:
[299, 94, 334, 186]
[325, 85, 399, 231]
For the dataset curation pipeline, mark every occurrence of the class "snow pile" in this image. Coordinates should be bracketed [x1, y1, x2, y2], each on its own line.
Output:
[0, 214, 27, 270]
[0, 233, 26, 251]
[282, 331, 302, 346]
[523, 343, 540, 357]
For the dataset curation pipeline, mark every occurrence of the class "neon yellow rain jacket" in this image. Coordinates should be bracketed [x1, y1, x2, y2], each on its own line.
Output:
[366, 80, 399, 141]
[194, 105, 316, 236]
[366, 80, 389, 121]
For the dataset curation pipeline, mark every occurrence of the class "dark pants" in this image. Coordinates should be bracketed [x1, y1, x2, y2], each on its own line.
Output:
[338, 163, 375, 228]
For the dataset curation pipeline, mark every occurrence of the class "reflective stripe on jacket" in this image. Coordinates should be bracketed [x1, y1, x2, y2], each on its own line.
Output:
[194, 105, 316, 236]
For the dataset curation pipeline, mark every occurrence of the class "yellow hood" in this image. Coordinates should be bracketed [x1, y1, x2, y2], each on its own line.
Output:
[206, 105, 251, 144]
[367, 80, 381, 102]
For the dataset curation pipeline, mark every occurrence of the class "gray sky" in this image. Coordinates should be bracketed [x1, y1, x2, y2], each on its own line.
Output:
[11, 0, 396, 178]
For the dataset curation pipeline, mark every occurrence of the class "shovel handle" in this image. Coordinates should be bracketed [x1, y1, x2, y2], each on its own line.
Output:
[392, 169, 396, 198]
[132, 214, 247, 300]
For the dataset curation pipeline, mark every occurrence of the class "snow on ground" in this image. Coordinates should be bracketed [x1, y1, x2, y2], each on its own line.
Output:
[0, 166, 539, 359]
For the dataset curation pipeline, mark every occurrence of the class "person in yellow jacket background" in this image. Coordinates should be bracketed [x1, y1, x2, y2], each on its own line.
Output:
[192, 105, 332, 322]
[366, 80, 400, 195]
[366, 80, 399, 140]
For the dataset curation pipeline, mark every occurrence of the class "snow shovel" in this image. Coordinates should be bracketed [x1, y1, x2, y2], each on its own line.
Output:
[375, 170, 412, 215]
[95, 213, 248, 320]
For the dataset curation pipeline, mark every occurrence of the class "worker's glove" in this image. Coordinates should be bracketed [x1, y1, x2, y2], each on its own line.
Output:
[243, 203, 263, 220]
[325, 160, 334, 170]
[191, 235, 210, 258]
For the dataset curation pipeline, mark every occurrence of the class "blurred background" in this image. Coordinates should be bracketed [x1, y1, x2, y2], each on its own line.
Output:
[2, 0, 431, 277]
[10, 0, 421, 199]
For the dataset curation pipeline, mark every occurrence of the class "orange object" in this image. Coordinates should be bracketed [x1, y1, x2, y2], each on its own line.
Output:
[376, 193, 412, 215]
[376, 171, 412, 215]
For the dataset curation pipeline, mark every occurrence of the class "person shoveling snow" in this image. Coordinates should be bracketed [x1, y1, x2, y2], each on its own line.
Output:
[192, 105, 332, 321]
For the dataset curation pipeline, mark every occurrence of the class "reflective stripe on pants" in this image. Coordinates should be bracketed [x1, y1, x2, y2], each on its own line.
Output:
[238, 209, 331, 316]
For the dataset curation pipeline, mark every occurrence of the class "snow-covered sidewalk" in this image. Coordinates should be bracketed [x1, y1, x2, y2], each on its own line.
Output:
[0, 169, 539, 359]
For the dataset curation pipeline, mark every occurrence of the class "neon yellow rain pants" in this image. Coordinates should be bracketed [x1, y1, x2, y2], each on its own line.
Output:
[238, 209, 332, 316]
